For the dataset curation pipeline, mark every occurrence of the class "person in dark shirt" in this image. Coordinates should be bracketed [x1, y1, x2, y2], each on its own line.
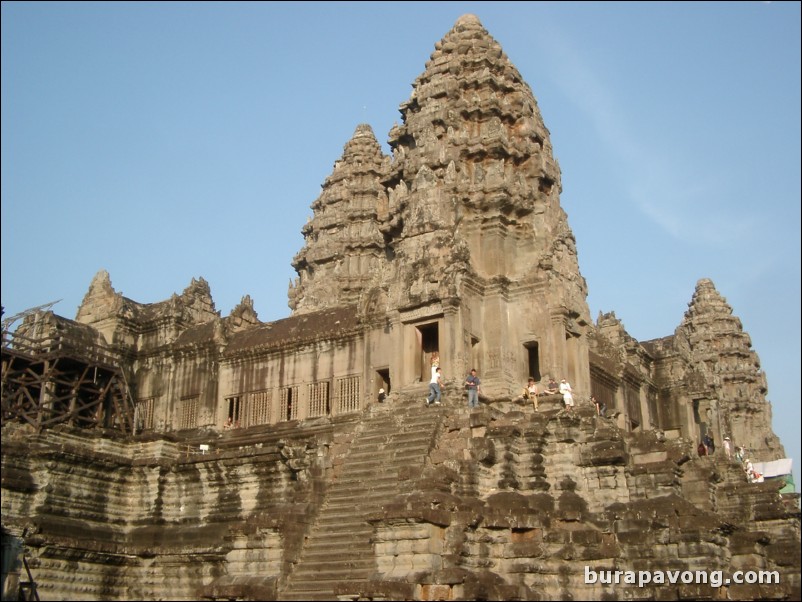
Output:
[464, 369, 481, 408]
[591, 395, 607, 417]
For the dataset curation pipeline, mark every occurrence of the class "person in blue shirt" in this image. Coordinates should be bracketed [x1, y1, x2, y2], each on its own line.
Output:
[464, 368, 481, 408]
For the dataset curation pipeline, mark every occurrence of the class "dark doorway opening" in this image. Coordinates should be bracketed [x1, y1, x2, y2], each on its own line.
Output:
[284, 388, 294, 421]
[227, 395, 242, 427]
[524, 341, 541, 382]
[417, 322, 440, 382]
[377, 368, 391, 395]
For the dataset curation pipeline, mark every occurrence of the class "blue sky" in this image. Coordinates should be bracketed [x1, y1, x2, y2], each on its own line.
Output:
[2, 2, 800, 484]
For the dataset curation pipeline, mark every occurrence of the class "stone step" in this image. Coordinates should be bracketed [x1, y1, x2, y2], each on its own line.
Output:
[316, 512, 387, 527]
[298, 542, 372, 558]
[309, 506, 370, 524]
[285, 578, 372, 597]
[315, 506, 379, 521]
[342, 443, 431, 460]
[299, 540, 372, 556]
[349, 428, 435, 443]
[349, 433, 434, 449]
[342, 455, 428, 470]
[305, 517, 372, 532]
[281, 581, 370, 601]
[302, 536, 372, 551]
[356, 427, 433, 437]
[288, 573, 372, 590]
[304, 513, 402, 535]
[330, 467, 407, 481]
[293, 547, 376, 568]
[329, 462, 410, 476]
[324, 490, 398, 505]
[351, 432, 394, 444]
[324, 496, 401, 512]
[330, 468, 401, 483]
[343, 450, 429, 466]
[340, 451, 427, 469]
[288, 573, 372, 589]
[325, 487, 402, 501]
[299, 545, 376, 562]
[382, 408, 442, 420]
[324, 485, 404, 502]
[282, 577, 371, 592]
[281, 593, 339, 602]
[344, 441, 429, 456]
[339, 455, 427, 469]
[368, 401, 442, 415]
[289, 557, 374, 575]
[313, 503, 372, 517]
[283, 570, 373, 590]
[300, 528, 374, 543]
[320, 496, 382, 510]
[325, 480, 402, 500]
[318, 506, 394, 522]
[330, 466, 405, 481]
[348, 427, 435, 444]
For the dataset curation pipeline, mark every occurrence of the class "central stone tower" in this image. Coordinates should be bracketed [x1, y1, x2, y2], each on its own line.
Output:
[290, 14, 592, 397]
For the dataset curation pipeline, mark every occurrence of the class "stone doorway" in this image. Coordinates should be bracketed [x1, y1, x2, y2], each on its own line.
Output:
[416, 322, 439, 383]
[376, 368, 390, 397]
[524, 341, 541, 383]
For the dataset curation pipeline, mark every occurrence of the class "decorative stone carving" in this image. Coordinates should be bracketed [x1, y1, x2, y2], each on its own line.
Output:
[290, 124, 388, 314]
[1, 14, 796, 602]
[674, 279, 783, 459]
[228, 295, 259, 332]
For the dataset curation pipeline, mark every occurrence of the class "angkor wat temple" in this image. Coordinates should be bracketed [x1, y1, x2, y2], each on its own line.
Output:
[2, 14, 799, 601]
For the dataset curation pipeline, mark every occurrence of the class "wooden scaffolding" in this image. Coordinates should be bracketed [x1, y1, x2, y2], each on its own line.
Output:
[1, 315, 134, 434]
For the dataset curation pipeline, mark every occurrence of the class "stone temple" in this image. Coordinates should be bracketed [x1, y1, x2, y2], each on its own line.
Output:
[1, 14, 799, 601]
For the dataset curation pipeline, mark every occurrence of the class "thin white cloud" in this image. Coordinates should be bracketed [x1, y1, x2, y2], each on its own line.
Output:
[532, 24, 759, 247]
[628, 174, 756, 245]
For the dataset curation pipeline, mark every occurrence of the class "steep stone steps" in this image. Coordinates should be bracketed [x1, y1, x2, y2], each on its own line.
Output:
[279, 394, 447, 600]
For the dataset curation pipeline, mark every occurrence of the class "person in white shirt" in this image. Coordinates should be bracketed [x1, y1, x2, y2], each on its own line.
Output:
[723, 436, 732, 459]
[559, 379, 574, 411]
[426, 367, 443, 406]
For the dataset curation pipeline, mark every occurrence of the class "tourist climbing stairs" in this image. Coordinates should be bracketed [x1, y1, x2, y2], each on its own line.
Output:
[279, 391, 445, 601]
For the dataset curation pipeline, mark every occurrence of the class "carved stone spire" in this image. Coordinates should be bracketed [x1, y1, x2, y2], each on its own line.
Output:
[676, 278, 784, 460]
[228, 294, 260, 332]
[286, 15, 592, 395]
[289, 124, 389, 314]
[75, 269, 124, 324]
[381, 13, 588, 322]
[177, 277, 218, 323]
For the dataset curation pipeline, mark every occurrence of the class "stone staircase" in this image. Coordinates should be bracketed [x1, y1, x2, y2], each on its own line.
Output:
[279, 390, 446, 600]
